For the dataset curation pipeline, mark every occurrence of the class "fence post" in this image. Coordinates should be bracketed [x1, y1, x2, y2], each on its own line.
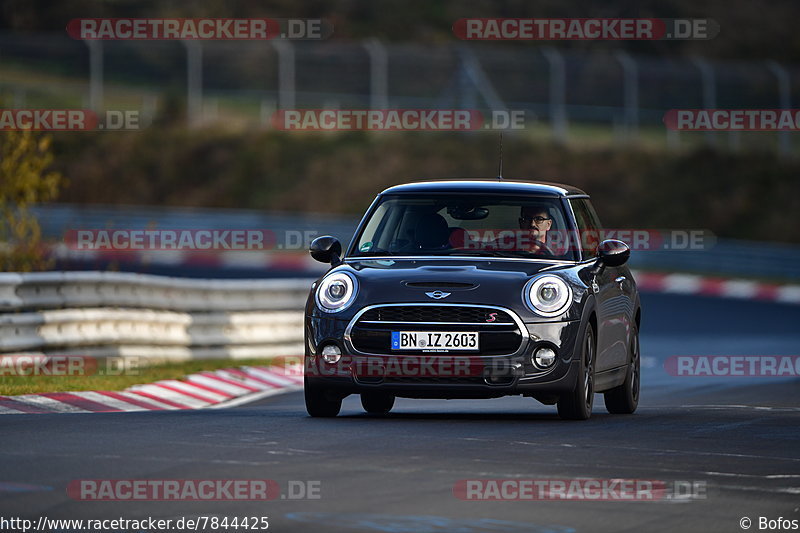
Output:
[364, 39, 389, 109]
[183, 40, 203, 127]
[615, 51, 639, 142]
[666, 124, 680, 150]
[458, 46, 507, 113]
[457, 57, 477, 109]
[692, 57, 716, 147]
[272, 41, 296, 110]
[141, 94, 158, 126]
[541, 47, 567, 144]
[260, 99, 275, 127]
[767, 60, 792, 157]
[13, 87, 26, 109]
[728, 129, 741, 151]
[84, 40, 104, 112]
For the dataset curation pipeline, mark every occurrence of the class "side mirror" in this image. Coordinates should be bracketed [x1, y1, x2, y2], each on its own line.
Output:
[309, 236, 342, 266]
[597, 239, 630, 267]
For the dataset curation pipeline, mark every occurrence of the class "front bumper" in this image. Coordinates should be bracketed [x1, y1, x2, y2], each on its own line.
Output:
[305, 308, 583, 400]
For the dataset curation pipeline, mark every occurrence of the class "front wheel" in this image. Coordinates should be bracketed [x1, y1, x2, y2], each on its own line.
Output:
[361, 392, 395, 414]
[304, 378, 342, 417]
[604, 324, 640, 414]
[557, 322, 595, 420]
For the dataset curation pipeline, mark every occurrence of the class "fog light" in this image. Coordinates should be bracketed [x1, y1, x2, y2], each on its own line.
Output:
[533, 346, 557, 368]
[321, 344, 342, 363]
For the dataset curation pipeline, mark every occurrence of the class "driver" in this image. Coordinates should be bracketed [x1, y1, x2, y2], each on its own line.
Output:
[518, 204, 553, 254]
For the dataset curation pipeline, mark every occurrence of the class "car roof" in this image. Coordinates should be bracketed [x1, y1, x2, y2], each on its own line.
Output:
[379, 179, 588, 198]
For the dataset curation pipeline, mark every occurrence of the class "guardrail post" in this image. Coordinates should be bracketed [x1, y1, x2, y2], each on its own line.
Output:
[542, 47, 567, 144]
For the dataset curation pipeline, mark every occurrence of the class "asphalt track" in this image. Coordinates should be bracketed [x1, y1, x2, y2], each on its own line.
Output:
[1, 293, 799, 533]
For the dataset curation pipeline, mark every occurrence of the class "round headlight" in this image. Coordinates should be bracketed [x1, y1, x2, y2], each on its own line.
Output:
[316, 271, 358, 313]
[524, 275, 572, 317]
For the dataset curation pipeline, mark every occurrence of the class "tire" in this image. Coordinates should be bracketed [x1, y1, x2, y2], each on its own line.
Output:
[361, 392, 395, 414]
[304, 378, 342, 417]
[557, 322, 595, 420]
[604, 324, 640, 414]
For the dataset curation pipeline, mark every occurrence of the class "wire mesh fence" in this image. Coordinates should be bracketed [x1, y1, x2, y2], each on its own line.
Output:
[1, 31, 798, 154]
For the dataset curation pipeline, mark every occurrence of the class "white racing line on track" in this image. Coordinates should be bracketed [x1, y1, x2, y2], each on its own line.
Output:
[680, 404, 800, 412]
[461, 437, 800, 463]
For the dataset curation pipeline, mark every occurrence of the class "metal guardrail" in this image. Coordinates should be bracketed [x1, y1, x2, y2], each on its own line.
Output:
[0, 271, 310, 360]
[629, 239, 800, 282]
[0, 271, 312, 311]
[30, 204, 800, 282]
[1, 262, 798, 364]
[30, 203, 360, 248]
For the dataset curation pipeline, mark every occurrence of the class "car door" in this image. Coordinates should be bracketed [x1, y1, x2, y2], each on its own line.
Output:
[569, 198, 631, 371]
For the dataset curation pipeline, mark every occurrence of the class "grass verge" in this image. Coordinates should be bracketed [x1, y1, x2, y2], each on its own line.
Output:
[0, 357, 282, 396]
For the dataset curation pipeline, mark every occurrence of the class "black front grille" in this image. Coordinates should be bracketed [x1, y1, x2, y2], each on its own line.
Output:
[359, 306, 514, 324]
[350, 305, 522, 356]
[383, 376, 488, 385]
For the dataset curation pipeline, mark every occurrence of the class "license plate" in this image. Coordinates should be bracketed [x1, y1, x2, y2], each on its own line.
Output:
[391, 331, 479, 351]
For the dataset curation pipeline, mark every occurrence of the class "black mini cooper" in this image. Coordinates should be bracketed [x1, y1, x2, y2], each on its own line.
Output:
[304, 180, 641, 420]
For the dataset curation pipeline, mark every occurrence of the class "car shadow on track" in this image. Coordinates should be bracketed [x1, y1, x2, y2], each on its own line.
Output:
[334, 411, 619, 422]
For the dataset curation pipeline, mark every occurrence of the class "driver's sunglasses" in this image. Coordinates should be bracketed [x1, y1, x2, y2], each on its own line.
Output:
[519, 216, 551, 226]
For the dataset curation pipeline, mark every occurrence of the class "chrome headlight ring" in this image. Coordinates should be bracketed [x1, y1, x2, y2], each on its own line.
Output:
[523, 274, 573, 318]
[316, 271, 358, 313]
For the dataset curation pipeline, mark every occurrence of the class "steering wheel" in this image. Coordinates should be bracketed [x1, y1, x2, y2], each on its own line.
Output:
[532, 239, 556, 257]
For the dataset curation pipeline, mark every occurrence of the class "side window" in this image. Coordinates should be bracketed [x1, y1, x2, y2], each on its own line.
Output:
[583, 200, 603, 232]
[569, 199, 602, 259]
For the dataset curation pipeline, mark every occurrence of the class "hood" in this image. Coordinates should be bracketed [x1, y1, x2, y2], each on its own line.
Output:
[318, 257, 583, 320]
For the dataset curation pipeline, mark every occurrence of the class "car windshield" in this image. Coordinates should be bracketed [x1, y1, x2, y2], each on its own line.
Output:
[350, 194, 578, 261]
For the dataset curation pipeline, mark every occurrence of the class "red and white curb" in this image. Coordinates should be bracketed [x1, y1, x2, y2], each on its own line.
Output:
[0, 365, 303, 415]
[633, 271, 800, 305]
